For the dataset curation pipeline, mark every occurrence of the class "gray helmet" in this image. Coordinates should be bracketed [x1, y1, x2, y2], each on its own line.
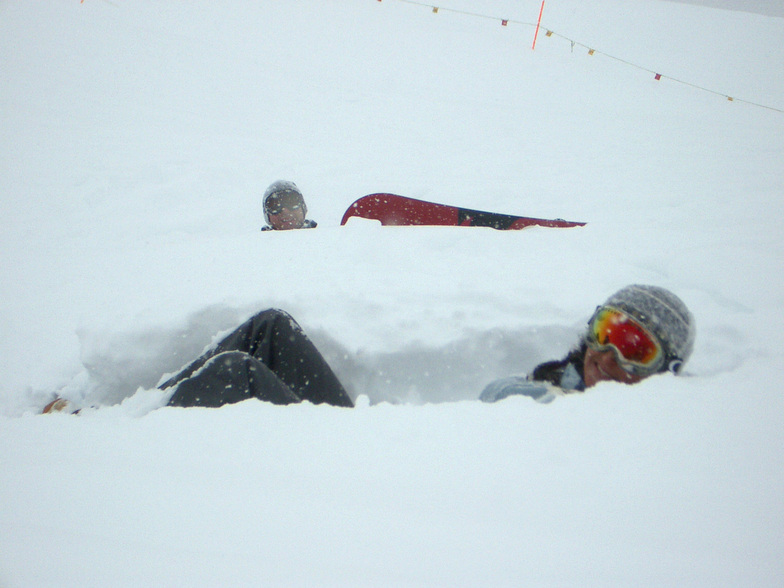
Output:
[589, 284, 696, 374]
[262, 180, 307, 225]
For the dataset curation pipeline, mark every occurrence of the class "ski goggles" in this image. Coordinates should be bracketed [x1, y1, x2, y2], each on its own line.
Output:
[265, 191, 304, 215]
[585, 307, 664, 375]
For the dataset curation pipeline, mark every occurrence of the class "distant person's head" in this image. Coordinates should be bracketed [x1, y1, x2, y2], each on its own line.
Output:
[582, 285, 695, 388]
[263, 180, 308, 230]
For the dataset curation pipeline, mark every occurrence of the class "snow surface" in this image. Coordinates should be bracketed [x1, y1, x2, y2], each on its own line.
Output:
[1, 0, 783, 585]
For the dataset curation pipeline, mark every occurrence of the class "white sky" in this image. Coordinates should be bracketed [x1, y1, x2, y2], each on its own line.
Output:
[667, 0, 784, 17]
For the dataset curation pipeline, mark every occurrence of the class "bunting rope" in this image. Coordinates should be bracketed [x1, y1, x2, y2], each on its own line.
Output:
[379, 0, 784, 115]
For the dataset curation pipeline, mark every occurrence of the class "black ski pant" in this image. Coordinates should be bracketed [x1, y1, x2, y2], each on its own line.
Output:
[161, 309, 353, 408]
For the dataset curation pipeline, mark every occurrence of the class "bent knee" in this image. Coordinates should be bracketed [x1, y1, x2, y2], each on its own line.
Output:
[253, 308, 294, 323]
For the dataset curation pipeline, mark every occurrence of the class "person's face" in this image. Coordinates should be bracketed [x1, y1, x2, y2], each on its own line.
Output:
[583, 346, 645, 388]
[266, 192, 306, 230]
[268, 206, 305, 230]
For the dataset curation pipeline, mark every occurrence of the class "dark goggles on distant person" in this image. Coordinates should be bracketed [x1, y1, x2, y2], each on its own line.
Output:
[265, 191, 304, 215]
[585, 307, 665, 375]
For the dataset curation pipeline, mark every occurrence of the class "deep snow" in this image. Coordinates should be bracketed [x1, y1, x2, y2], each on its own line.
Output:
[1, 0, 783, 585]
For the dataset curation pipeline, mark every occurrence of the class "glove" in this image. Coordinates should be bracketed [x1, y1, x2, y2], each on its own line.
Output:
[42, 397, 81, 414]
[479, 376, 559, 404]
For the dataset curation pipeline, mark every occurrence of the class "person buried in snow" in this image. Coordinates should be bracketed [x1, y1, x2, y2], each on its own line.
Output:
[42, 285, 694, 413]
[480, 284, 696, 404]
[260, 180, 318, 231]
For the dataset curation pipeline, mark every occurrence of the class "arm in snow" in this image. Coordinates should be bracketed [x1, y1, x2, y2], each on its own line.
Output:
[479, 376, 562, 404]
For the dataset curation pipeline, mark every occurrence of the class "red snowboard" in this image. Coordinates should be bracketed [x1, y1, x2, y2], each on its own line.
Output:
[341, 194, 585, 230]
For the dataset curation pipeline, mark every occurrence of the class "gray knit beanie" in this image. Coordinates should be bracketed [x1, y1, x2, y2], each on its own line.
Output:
[596, 284, 696, 374]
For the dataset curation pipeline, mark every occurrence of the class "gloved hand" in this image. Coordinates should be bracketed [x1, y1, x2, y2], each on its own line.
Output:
[42, 397, 81, 414]
[479, 376, 559, 404]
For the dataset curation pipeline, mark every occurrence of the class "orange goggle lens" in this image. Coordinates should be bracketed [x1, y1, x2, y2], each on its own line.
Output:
[588, 308, 662, 368]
